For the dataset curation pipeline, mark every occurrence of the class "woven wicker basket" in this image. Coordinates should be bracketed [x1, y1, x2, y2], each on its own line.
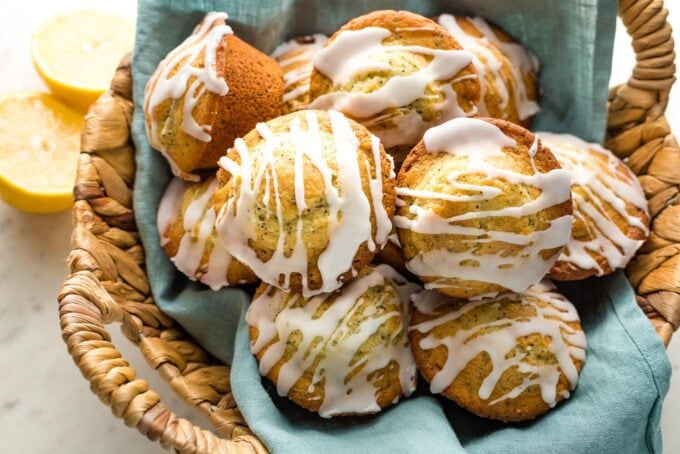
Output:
[57, 1, 677, 452]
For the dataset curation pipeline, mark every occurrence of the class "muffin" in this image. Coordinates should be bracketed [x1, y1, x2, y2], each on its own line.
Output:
[308, 10, 481, 168]
[144, 12, 284, 181]
[214, 109, 395, 296]
[271, 34, 328, 114]
[410, 281, 586, 421]
[247, 264, 421, 417]
[539, 133, 650, 280]
[436, 15, 540, 126]
[157, 176, 257, 289]
[395, 117, 573, 298]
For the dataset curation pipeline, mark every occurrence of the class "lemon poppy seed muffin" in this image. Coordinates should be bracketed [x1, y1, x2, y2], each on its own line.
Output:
[144, 12, 284, 181]
[157, 176, 257, 289]
[436, 15, 540, 126]
[271, 34, 328, 114]
[214, 109, 396, 296]
[409, 281, 586, 421]
[309, 10, 481, 169]
[248, 264, 420, 417]
[395, 117, 573, 298]
[539, 133, 650, 280]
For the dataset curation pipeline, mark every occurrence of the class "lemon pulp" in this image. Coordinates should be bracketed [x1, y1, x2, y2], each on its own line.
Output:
[31, 10, 135, 111]
[0, 92, 83, 213]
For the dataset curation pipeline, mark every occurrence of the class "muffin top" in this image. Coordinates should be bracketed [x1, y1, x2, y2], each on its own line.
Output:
[271, 34, 328, 113]
[395, 117, 573, 297]
[309, 10, 480, 149]
[436, 15, 540, 124]
[410, 281, 586, 421]
[214, 109, 395, 296]
[539, 132, 650, 280]
[157, 176, 256, 289]
[144, 12, 232, 179]
[247, 264, 420, 417]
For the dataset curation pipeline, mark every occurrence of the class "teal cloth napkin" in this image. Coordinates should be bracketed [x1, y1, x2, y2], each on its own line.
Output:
[130, 0, 671, 452]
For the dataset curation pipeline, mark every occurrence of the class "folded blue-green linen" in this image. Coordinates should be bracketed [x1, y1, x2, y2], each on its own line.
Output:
[130, 1, 671, 452]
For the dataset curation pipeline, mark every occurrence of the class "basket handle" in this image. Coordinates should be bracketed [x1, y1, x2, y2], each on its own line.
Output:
[58, 55, 266, 453]
[609, 0, 676, 123]
[610, 0, 680, 344]
[58, 270, 264, 453]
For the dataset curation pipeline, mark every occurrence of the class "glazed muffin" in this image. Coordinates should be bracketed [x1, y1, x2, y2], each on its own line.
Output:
[308, 10, 481, 168]
[144, 12, 284, 181]
[539, 133, 650, 280]
[437, 15, 540, 126]
[157, 176, 257, 289]
[214, 109, 395, 296]
[271, 34, 327, 114]
[395, 117, 573, 298]
[410, 281, 586, 421]
[247, 264, 420, 417]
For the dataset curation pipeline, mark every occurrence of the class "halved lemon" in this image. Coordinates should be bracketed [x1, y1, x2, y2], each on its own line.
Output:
[0, 92, 83, 214]
[31, 10, 135, 112]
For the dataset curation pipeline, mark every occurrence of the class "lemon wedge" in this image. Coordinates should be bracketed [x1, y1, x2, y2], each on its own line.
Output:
[31, 10, 135, 112]
[0, 92, 83, 214]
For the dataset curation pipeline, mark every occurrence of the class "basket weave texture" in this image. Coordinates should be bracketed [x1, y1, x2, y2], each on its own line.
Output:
[58, 0, 677, 452]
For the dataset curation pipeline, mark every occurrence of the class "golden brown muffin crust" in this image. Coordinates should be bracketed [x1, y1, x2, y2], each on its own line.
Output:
[434, 15, 540, 128]
[272, 34, 327, 114]
[214, 110, 396, 295]
[248, 265, 416, 416]
[396, 118, 572, 298]
[161, 177, 257, 286]
[409, 288, 585, 421]
[545, 136, 650, 280]
[146, 15, 284, 178]
[309, 10, 481, 154]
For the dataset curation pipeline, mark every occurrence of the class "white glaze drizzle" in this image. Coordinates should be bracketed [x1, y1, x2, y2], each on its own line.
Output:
[247, 264, 420, 418]
[144, 12, 232, 181]
[539, 132, 649, 275]
[394, 118, 573, 293]
[468, 17, 540, 120]
[157, 177, 190, 247]
[438, 15, 509, 117]
[157, 176, 243, 290]
[411, 280, 586, 407]
[309, 26, 476, 147]
[216, 110, 392, 296]
[272, 34, 328, 105]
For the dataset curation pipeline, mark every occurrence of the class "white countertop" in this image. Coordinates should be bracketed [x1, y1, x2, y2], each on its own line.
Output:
[0, 1, 678, 453]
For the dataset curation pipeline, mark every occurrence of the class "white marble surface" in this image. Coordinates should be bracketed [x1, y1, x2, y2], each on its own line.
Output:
[0, 1, 678, 453]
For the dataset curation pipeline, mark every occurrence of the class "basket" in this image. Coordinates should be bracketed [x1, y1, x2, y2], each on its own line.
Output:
[57, 1, 678, 452]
